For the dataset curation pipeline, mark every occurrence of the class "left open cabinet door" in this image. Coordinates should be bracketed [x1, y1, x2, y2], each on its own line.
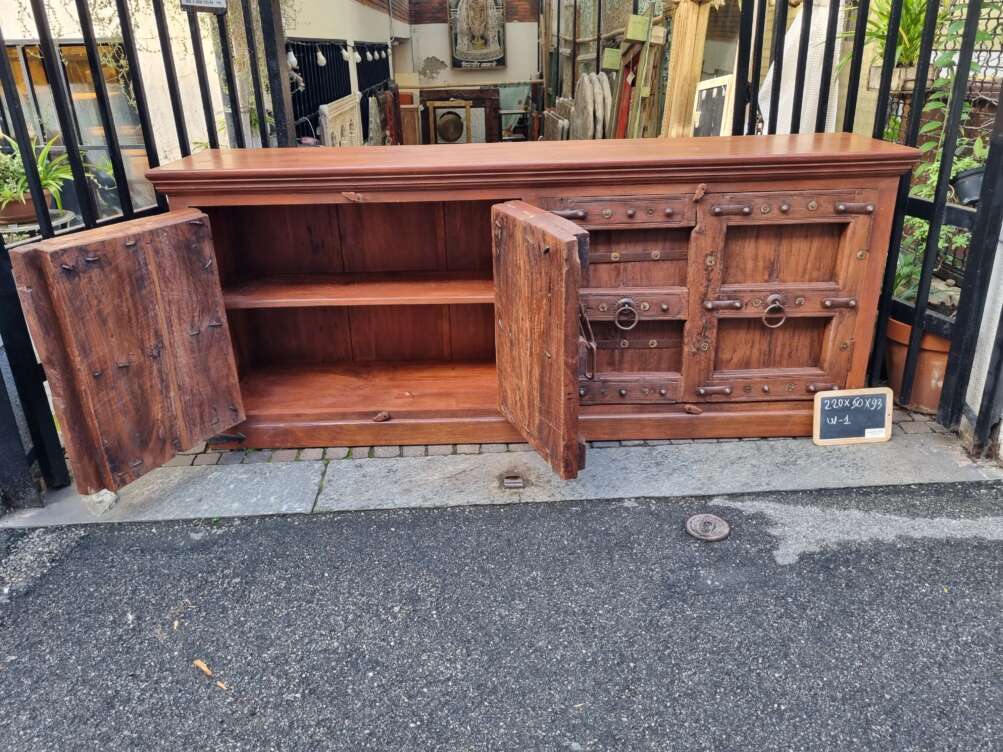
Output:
[492, 201, 588, 479]
[11, 208, 244, 495]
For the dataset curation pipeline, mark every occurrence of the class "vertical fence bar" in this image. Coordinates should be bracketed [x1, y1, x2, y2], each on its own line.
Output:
[814, 0, 841, 132]
[790, 0, 813, 133]
[0, 94, 10, 135]
[29, 0, 98, 227]
[571, 0, 579, 96]
[867, 0, 940, 387]
[114, 0, 164, 214]
[555, 0, 562, 99]
[898, 0, 983, 404]
[216, 13, 247, 149]
[0, 354, 40, 509]
[841, 0, 871, 132]
[940, 112, 1003, 427]
[257, 0, 296, 146]
[187, 10, 219, 149]
[0, 24, 54, 237]
[870, 0, 904, 139]
[731, 0, 754, 135]
[240, 0, 270, 147]
[595, 0, 603, 71]
[74, 0, 134, 218]
[974, 222, 1003, 448]
[0, 236, 69, 491]
[747, 0, 767, 133]
[152, 0, 191, 156]
[766, 0, 790, 134]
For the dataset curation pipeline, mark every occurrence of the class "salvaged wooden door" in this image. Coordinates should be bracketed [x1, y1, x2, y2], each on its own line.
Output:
[686, 190, 878, 402]
[492, 201, 588, 479]
[11, 209, 244, 495]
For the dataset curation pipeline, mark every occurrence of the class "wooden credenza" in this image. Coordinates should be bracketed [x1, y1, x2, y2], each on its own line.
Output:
[12, 135, 917, 492]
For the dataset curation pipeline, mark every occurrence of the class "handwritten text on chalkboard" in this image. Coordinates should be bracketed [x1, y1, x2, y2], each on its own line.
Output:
[813, 388, 893, 445]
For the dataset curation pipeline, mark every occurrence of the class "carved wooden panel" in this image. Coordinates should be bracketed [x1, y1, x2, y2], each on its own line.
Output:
[318, 93, 364, 147]
[11, 209, 243, 494]
[492, 200, 586, 479]
[687, 189, 877, 402]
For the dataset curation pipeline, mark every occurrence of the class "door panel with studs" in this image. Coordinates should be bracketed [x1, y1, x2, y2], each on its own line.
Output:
[541, 195, 699, 406]
[685, 189, 877, 403]
[10, 209, 243, 494]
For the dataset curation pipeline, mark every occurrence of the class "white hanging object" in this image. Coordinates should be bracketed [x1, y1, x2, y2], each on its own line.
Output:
[354, 49, 362, 63]
[316, 48, 327, 67]
[365, 49, 374, 62]
[340, 46, 350, 62]
[287, 49, 298, 69]
[381, 50, 388, 60]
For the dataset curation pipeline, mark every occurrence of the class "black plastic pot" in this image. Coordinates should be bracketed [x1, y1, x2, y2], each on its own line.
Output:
[951, 167, 984, 207]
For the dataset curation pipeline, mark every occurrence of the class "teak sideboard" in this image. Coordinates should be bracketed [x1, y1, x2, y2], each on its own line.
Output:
[11, 135, 917, 492]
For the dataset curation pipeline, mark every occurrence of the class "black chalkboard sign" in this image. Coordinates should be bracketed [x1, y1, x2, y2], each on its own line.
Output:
[813, 387, 894, 446]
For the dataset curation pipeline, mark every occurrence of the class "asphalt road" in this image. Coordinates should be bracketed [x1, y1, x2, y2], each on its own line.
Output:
[1, 481, 1001, 751]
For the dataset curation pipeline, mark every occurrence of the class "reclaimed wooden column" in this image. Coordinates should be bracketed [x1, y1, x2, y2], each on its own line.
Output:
[660, 0, 714, 137]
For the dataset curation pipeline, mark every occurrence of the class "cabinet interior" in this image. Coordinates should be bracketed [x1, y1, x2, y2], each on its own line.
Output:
[206, 201, 503, 421]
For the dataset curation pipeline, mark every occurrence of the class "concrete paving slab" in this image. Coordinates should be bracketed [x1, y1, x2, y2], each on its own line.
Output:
[1, 462, 325, 528]
[315, 433, 1003, 513]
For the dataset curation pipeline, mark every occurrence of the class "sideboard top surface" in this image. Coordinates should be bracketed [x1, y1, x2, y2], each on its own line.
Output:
[148, 135, 919, 198]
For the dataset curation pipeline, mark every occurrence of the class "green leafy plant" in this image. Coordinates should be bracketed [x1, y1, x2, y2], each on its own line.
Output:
[889, 4, 999, 305]
[0, 134, 74, 211]
[840, 0, 935, 69]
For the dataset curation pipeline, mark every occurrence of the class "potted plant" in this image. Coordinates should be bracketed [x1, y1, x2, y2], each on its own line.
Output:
[884, 241, 951, 413]
[950, 166, 984, 206]
[0, 135, 73, 224]
[840, 0, 938, 95]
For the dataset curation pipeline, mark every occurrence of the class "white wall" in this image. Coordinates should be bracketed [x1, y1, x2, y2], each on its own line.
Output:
[287, 0, 410, 43]
[961, 228, 1003, 454]
[405, 22, 539, 85]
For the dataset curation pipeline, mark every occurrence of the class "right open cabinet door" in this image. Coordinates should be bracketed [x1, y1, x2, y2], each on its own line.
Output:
[492, 201, 588, 479]
[11, 209, 244, 495]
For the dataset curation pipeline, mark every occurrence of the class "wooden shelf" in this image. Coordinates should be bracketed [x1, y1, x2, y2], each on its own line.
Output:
[224, 272, 495, 309]
[239, 361, 501, 419]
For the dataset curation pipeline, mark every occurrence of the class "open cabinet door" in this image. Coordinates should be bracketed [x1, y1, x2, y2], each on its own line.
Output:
[11, 208, 244, 495]
[492, 201, 587, 479]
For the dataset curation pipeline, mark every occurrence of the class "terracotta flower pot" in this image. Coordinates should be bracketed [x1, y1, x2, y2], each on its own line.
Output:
[0, 190, 50, 224]
[885, 316, 949, 414]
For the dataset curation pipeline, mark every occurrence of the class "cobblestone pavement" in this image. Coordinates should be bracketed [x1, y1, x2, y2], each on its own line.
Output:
[166, 409, 948, 467]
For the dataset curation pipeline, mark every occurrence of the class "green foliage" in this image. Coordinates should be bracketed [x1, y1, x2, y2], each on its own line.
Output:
[0, 135, 74, 211]
[841, 0, 934, 68]
[888, 3, 1001, 304]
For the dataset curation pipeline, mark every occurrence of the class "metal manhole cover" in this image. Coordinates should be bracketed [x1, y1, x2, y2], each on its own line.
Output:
[685, 513, 730, 541]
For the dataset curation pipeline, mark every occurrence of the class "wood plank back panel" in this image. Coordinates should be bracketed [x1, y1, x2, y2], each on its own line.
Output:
[11, 209, 243, 493]
[206, 205, 344, 281]
[493, 201, 586, 479]
[339, 202, 445, 272]
[445, 200, 496, 272]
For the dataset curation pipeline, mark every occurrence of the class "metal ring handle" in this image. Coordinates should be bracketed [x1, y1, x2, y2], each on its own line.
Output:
[762, 297, 787, 329]
[614, 298, 640, 331]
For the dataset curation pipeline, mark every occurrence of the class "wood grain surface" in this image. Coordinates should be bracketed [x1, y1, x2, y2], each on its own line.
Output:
[148, 135, 919, 198]
[492, 201, 587, 479]
[11, 209, 243, 494]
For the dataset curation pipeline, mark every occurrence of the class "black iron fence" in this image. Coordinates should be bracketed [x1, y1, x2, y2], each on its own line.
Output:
[1, 0, 1002, 507]
[0, 0, 294, 507]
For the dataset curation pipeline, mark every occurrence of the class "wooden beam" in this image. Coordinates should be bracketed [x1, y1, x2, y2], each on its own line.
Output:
[660, 0, 714, 137]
